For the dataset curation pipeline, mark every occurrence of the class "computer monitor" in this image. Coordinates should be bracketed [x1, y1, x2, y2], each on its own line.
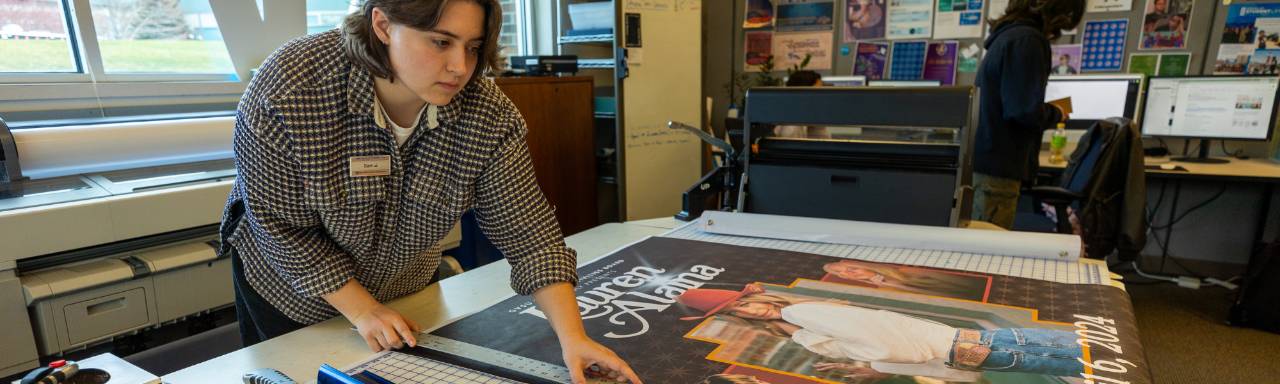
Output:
[1140, 75, 1280, 163]
[1045, 74, 1143, 130]
[866, 79, 942, 87]
[823, 75, 867, 87]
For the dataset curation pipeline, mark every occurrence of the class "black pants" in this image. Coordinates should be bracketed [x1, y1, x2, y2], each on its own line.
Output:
[230, 248, 307, 347]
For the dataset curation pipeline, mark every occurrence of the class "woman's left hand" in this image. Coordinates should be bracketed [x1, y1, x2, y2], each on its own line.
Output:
[560, 335, 642, 384]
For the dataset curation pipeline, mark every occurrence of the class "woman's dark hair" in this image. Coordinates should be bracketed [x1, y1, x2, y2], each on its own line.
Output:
[989, 0, 1086, 40]
[342, 0, 503, 84]
[786, 70, 823, 87]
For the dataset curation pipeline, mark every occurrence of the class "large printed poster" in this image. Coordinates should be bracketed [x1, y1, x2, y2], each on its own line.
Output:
[889, 40, 928, 80]
[854, 42, 889, 80]
[432, 237, 1153, 384]
[773, 32, 834, 70]
[745, 0, 776, 29]
[923, 41, 959, 85]
[886, 0, 934, 39]
[1139, 0, 1192, 50]
[745, 31, 774, 70]
[1082, 19, 1128, 72]
[933, 0, 983, 39]
[843, 0, 887, 42]
[1217, 3, 1280, 74]
[776, 0, 836, 32]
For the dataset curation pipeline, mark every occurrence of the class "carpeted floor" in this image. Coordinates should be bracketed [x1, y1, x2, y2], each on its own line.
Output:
[1122, 259, 1280, 384]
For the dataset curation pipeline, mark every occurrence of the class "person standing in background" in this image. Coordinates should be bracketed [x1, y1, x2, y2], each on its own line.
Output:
[972, 0, 1084, 229]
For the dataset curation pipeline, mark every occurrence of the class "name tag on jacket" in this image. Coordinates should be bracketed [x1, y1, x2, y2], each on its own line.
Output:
[349, 155, 391, 177]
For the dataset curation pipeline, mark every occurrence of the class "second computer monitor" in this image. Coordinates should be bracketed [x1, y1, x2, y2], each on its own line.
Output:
[1044, 75, 1142, 130]
[1140, 75, 1279, 141]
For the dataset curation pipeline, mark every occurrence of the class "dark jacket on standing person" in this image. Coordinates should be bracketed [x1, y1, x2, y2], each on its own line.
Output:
[975, 19, 1063, 181]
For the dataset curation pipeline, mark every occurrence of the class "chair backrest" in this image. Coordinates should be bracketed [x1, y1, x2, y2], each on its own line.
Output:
[1060, 118, 1125, 196]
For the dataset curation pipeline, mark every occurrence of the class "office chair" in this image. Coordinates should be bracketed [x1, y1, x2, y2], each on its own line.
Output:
[1017, 131, 1107, 234]
[1015, 117, 1147, 260]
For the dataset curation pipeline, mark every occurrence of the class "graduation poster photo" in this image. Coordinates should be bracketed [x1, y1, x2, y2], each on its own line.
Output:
[431, 237, 1153, 384]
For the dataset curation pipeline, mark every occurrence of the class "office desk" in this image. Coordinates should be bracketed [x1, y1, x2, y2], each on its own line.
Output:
[1038, 151, 1280, 182]
[164, 221, 673, 383]
[1037, 151, 1280, 268]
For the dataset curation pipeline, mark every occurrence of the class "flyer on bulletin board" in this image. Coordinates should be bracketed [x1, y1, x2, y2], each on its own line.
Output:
[744, 0, 775, 29]
[745, 31, 774, 71]
[1082, 19, 1128, 72]
[1139, 0, 1192, 50]
[1218, 3, 1280, 74]
[1157, 53, 1190, 76]
[886, 0, 934, 39]
[843, 0, 887, 42]
[775, 0, 835, 32]
[431, 237, 1155, 384]
[923, 41, 959, 85]
[1051, 44, 1082, 75]
[1127, 54, 1158, 76]
[958, 42, 982, 73]
[773, 31, 833, 70]
[933, 0, 983, 39]
[889, 40, 928, 80]
[854, 41, 889, 80]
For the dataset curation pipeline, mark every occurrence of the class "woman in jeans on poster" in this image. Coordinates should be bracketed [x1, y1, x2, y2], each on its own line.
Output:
[972, 0, 1085, 228]
[678, 284, 1084, 382]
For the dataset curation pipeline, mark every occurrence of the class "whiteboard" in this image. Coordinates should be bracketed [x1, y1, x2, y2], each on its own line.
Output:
[621, 0, 703, 220]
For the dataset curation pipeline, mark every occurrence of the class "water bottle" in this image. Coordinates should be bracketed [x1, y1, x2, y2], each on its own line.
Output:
[1049, 123, 1067, 164]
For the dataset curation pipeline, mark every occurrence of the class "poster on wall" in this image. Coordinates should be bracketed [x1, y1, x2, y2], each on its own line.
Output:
[1128, 54, 1159, 76]
[1217, 3, 1280, 74]
[854, 41, 889, 80]
[773, 31, 834, 70]
[889, 40, 928, 80]
[776, 0, 835, 32]
[1139, 0, 1192, 50]
[842, 0, 887, 42]
[923, 41, 959, 85]
[744, 0, 775, 29]
[988, 0, 1010, 21]
[958, 42, 982, 72]
[431, 237, 1154, 384]
[1081, 19, 1128, 72]
[886, 0, 934, 39]
[1087, 0, 1132, 13]
[1157, 53, 1190, 76]
[744, 31, 774, 71]
[934, 0, 984, 39]
[1051, 44, 1083, 75]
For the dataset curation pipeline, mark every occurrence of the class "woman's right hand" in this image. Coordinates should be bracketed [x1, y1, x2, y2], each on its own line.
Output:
[351, 303, 421, 352]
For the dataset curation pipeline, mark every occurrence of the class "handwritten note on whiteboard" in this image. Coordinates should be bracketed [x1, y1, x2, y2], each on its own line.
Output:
[625, 126, 694, 149]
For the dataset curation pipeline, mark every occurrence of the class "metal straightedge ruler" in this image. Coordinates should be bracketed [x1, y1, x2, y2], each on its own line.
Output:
[342, 334, 572, 384]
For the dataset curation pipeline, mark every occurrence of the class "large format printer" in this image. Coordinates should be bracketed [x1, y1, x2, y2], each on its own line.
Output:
[0, 113, 463, 377]
[736, 86, 977, 227]
[0, 114, 238, 377]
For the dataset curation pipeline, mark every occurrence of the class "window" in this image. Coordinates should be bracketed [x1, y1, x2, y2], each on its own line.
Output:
[305, 0, 530, 57]
[0, 0, 79, 73]
[498, 0, 526, 57]
[87, 0, 235, 74]
[306, 0, 353, 35]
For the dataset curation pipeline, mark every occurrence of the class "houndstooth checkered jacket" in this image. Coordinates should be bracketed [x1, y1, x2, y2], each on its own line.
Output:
[220, 30, 577, 324]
